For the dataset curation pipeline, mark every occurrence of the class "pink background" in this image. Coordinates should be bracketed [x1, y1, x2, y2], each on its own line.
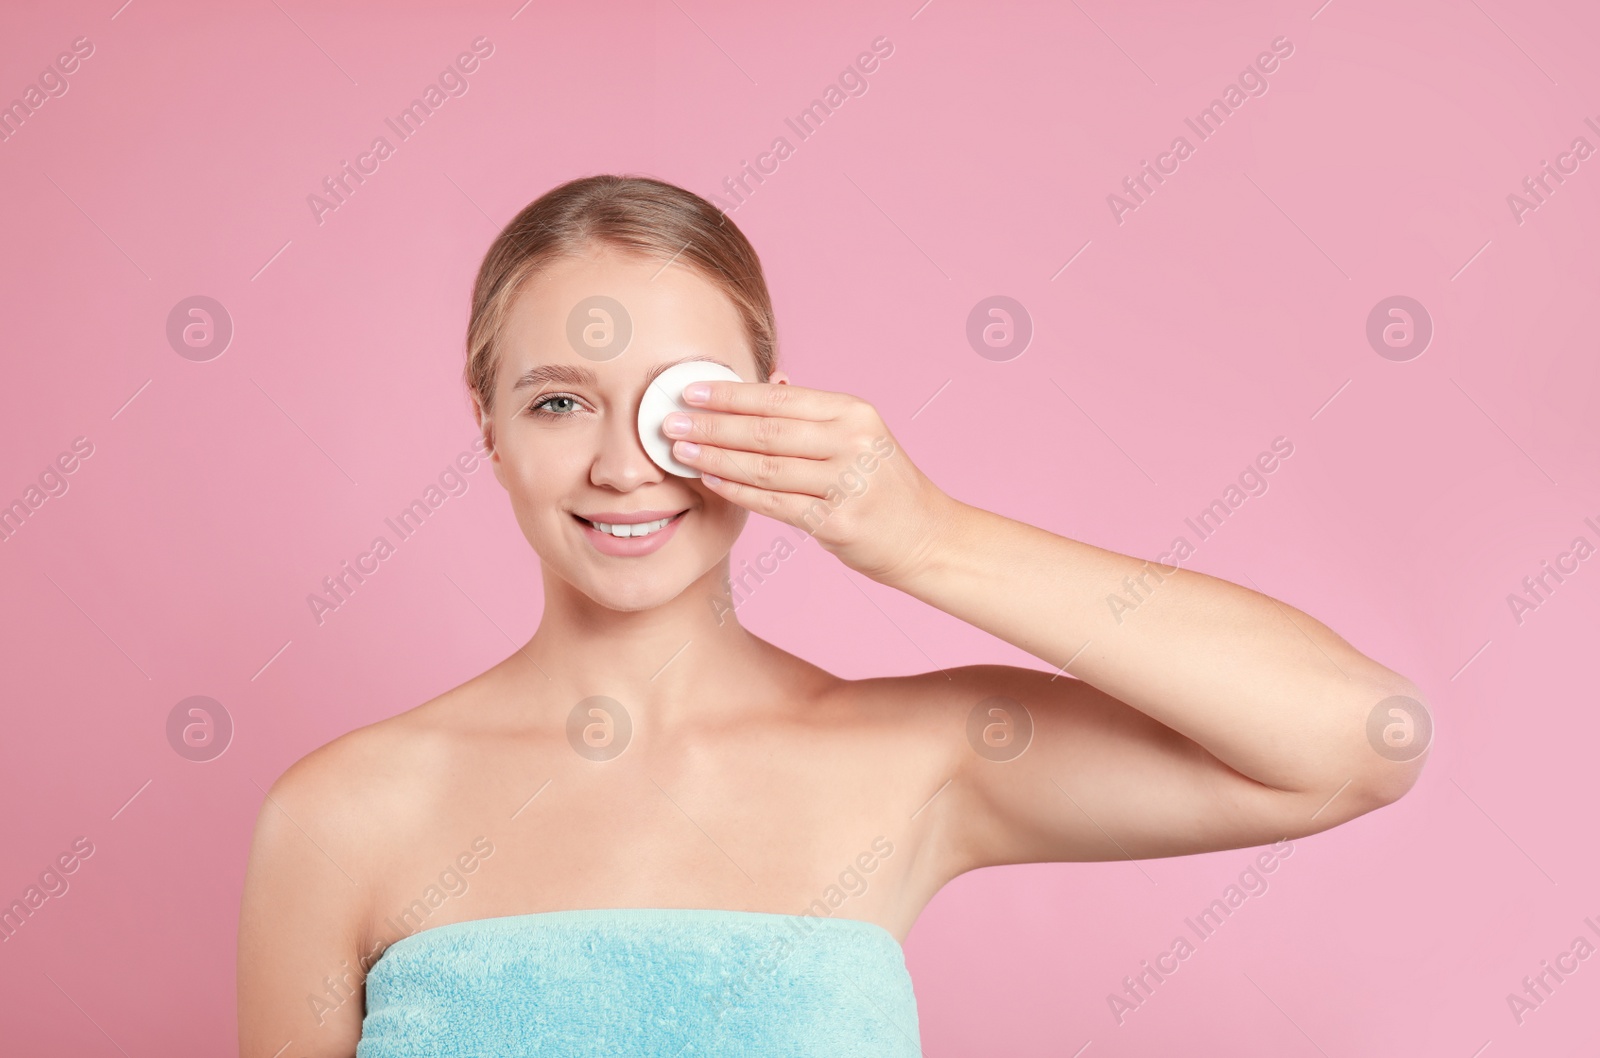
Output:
[2, 0, 1596, 1053]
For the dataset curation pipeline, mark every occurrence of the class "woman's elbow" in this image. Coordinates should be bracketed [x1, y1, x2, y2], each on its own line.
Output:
[1353, 676, 1433, 807]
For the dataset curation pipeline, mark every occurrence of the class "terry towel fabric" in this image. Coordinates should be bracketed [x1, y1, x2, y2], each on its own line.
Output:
[355, 907, 923, 1057]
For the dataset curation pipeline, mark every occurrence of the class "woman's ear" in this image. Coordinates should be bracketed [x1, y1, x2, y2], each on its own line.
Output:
[768, 370, 792, 386]
[471, 397, 495, 454]
[471, 397, 506, 489]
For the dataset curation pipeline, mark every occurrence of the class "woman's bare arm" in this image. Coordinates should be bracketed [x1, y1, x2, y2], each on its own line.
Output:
[883, 498, 1428, 870]
[238, 753, 371, 1058]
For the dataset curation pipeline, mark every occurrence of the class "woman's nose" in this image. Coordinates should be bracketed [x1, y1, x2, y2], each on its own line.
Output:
[588, 407, 662, 489]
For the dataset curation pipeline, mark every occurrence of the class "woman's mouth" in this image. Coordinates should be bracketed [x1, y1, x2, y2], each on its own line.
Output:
[574, 512, 684, 538]
[571, 509, 688, 556]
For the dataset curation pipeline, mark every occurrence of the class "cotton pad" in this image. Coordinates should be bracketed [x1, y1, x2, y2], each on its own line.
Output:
[637, 361, 745, 477]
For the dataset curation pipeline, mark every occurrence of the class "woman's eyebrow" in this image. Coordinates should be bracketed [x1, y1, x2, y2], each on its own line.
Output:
[511, 363, 596, 392]
[510, 355, 734, 394]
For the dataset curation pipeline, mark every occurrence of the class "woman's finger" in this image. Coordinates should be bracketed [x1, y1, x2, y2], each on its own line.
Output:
[675, 441, 836, 498]
[662, 409, 835, 459]
[677, 380, 852, 421]
[696, 472, 829, 531]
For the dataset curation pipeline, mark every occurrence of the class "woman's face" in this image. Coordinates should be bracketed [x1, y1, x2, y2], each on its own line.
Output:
[481, 244, 782, 612]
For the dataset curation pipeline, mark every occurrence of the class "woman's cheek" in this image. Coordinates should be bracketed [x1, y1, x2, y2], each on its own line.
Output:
[505, 435, 565, 491]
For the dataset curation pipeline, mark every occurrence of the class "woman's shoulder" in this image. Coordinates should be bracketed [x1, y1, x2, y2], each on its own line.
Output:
[827, 662, 1032, 725]
[792, 664, 1019, 777]
[254, 676, 500, 854]
[814, 662, 1067, 781]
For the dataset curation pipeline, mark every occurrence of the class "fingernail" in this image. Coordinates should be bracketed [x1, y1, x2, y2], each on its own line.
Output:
[663, 412, 691, 437]
[674, 440, 701, 459]
[683, 382, 711, 403]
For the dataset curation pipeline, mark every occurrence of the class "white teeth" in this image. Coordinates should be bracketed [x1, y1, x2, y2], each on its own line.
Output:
[588, 516, 674, 538]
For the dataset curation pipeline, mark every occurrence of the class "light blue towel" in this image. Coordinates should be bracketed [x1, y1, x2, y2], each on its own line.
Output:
[355, 907, 923, 1057]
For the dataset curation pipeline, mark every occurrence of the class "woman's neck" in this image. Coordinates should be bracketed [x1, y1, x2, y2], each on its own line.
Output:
[511, 562, 792, 727]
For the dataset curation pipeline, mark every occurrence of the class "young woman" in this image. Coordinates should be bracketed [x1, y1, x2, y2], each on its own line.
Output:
[237, 174, 1428, 1057]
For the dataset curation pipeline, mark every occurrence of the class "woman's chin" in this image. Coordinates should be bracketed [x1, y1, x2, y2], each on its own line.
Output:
[571, 567, 699, 613]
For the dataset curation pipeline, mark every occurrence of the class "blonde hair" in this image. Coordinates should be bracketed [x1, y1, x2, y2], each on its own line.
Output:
[465, 174, 778, 417]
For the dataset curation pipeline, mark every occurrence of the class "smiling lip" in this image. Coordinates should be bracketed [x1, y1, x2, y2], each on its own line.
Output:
[572, 508, 689, 557]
